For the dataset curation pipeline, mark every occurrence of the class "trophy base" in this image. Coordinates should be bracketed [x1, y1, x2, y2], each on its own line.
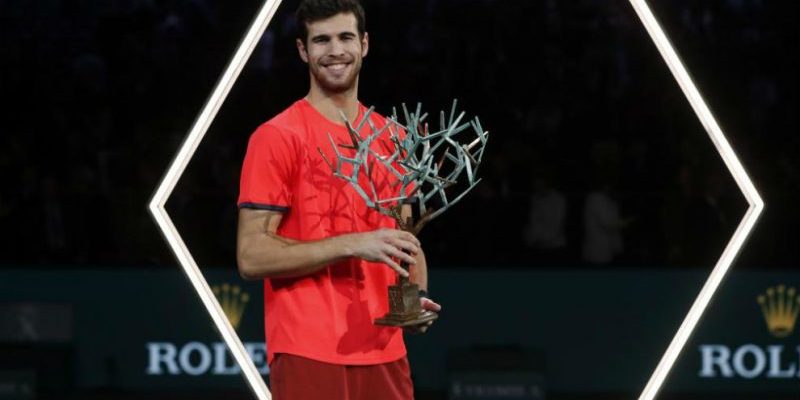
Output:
[374, 310, 439, 327]
[375, 277, 438, 327]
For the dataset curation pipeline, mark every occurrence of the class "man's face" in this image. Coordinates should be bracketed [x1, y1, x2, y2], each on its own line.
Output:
[297, 13, 368, 94]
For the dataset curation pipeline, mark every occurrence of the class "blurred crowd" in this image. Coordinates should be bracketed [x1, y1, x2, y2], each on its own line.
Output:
[1, 0, 797, 269]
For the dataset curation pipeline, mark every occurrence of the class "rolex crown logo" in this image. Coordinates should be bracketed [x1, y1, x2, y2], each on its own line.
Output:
[757, 285, 800, 338]
[212, 283, 250, 330]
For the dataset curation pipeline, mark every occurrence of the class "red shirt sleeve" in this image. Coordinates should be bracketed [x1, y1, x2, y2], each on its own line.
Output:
[238, 123, 299, 211]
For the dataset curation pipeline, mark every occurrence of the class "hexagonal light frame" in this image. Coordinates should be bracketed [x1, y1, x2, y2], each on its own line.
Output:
[149, 1, 281, 398]
[148, 1, 763, 399]
[628, 1, 763, 398]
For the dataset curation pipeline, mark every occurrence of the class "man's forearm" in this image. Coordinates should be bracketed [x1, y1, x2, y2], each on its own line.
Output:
[237, 208, 420, 281]
[238, 232, 358, 280]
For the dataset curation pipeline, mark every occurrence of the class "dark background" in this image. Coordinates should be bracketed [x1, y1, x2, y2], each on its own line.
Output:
[1, 0, 798, 399]
[2, 0, 797, 270]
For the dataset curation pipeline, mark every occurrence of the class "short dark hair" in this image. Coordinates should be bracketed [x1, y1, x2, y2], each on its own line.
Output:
[295, 0, 366, 43]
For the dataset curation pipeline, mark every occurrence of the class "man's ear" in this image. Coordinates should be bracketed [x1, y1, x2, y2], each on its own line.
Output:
[361, 32, 369, 58]
[296, 38, 309, 63]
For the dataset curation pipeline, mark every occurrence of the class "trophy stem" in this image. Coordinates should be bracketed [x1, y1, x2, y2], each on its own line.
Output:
[398, 264, 410, 285]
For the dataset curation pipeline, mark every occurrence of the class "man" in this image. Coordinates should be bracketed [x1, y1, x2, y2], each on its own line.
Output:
[236, 1, 440, 398]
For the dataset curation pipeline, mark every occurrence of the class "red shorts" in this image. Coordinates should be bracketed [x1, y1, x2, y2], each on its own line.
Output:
[269, 353, 414, 400]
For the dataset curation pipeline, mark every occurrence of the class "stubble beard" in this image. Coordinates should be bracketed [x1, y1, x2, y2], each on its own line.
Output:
[311, 58, 361, 95]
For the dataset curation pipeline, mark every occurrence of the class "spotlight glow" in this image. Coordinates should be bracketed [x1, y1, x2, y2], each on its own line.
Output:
[627, 1, 764, 399]
[148, 1, 283, 399]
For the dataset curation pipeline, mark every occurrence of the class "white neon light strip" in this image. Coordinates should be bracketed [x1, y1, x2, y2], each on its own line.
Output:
[149, 1, 283, 399]
[149, 0, 763, 398]
[627, 1, 764, 399]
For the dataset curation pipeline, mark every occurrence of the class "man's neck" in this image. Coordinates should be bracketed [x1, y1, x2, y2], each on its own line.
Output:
[305, 85, 360, 125]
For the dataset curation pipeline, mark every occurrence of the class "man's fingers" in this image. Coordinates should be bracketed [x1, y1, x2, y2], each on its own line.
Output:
[421, 298, 442, 312]
[381, 256, 409, 277]
[404, 320, 434, 334]
[384, 231, 420, 252]
[385, 244, 417, 265]
[391, 238, 420, 256]
[401, 231, 421, 247]
[363, 229, 420, 276]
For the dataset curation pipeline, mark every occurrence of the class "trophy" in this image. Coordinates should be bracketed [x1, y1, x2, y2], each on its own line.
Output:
[321, 101, 488, 327]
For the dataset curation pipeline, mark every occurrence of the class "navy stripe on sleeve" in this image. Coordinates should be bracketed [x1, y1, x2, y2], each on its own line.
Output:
[237, 202, 290, 212]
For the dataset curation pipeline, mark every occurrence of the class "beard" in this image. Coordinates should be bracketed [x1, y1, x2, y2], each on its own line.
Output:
[310, 56, 362, 94]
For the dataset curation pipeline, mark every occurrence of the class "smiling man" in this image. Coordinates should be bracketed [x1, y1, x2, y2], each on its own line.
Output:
[236, 0, 440, 399]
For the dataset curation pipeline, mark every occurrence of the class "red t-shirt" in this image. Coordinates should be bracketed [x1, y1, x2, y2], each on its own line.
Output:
[238, 99, 408, 366]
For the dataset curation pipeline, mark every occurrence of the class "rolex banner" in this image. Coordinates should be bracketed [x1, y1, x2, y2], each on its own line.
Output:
[0, 268, 798, 395]
[0, 269, 267, 392]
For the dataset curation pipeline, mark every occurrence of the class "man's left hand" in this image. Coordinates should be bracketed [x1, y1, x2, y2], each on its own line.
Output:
[403, 297, 441, 334]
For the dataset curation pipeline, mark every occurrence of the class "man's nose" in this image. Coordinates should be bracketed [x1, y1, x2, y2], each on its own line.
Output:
[329, 39, 346, 56]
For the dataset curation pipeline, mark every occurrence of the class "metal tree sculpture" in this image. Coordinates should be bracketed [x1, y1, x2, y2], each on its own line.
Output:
[321, 100, 489, 326]
[321, 101, 488, 231]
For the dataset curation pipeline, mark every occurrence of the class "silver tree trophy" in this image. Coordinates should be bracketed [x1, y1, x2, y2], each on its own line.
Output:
[320, 100, 489, 327]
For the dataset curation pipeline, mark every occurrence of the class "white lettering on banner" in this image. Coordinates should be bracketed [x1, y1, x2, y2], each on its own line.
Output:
[146, 342, 269, 376]
[699, 344, 800, 379]
[699, 345, 733, 378]
[146, 342, 180, 375]
[179, 342, 213, 375]
[213, 342, 240, 375]
[244, 342, 269, 375]
[732, 344, 766, 379]
[768, 345, 797, 378]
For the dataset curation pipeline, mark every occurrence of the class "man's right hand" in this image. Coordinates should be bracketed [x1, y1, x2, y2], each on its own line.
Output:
[346, 229, 420, 277]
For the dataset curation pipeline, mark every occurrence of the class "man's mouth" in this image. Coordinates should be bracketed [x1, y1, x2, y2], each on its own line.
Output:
[323, 62, 350, 72]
